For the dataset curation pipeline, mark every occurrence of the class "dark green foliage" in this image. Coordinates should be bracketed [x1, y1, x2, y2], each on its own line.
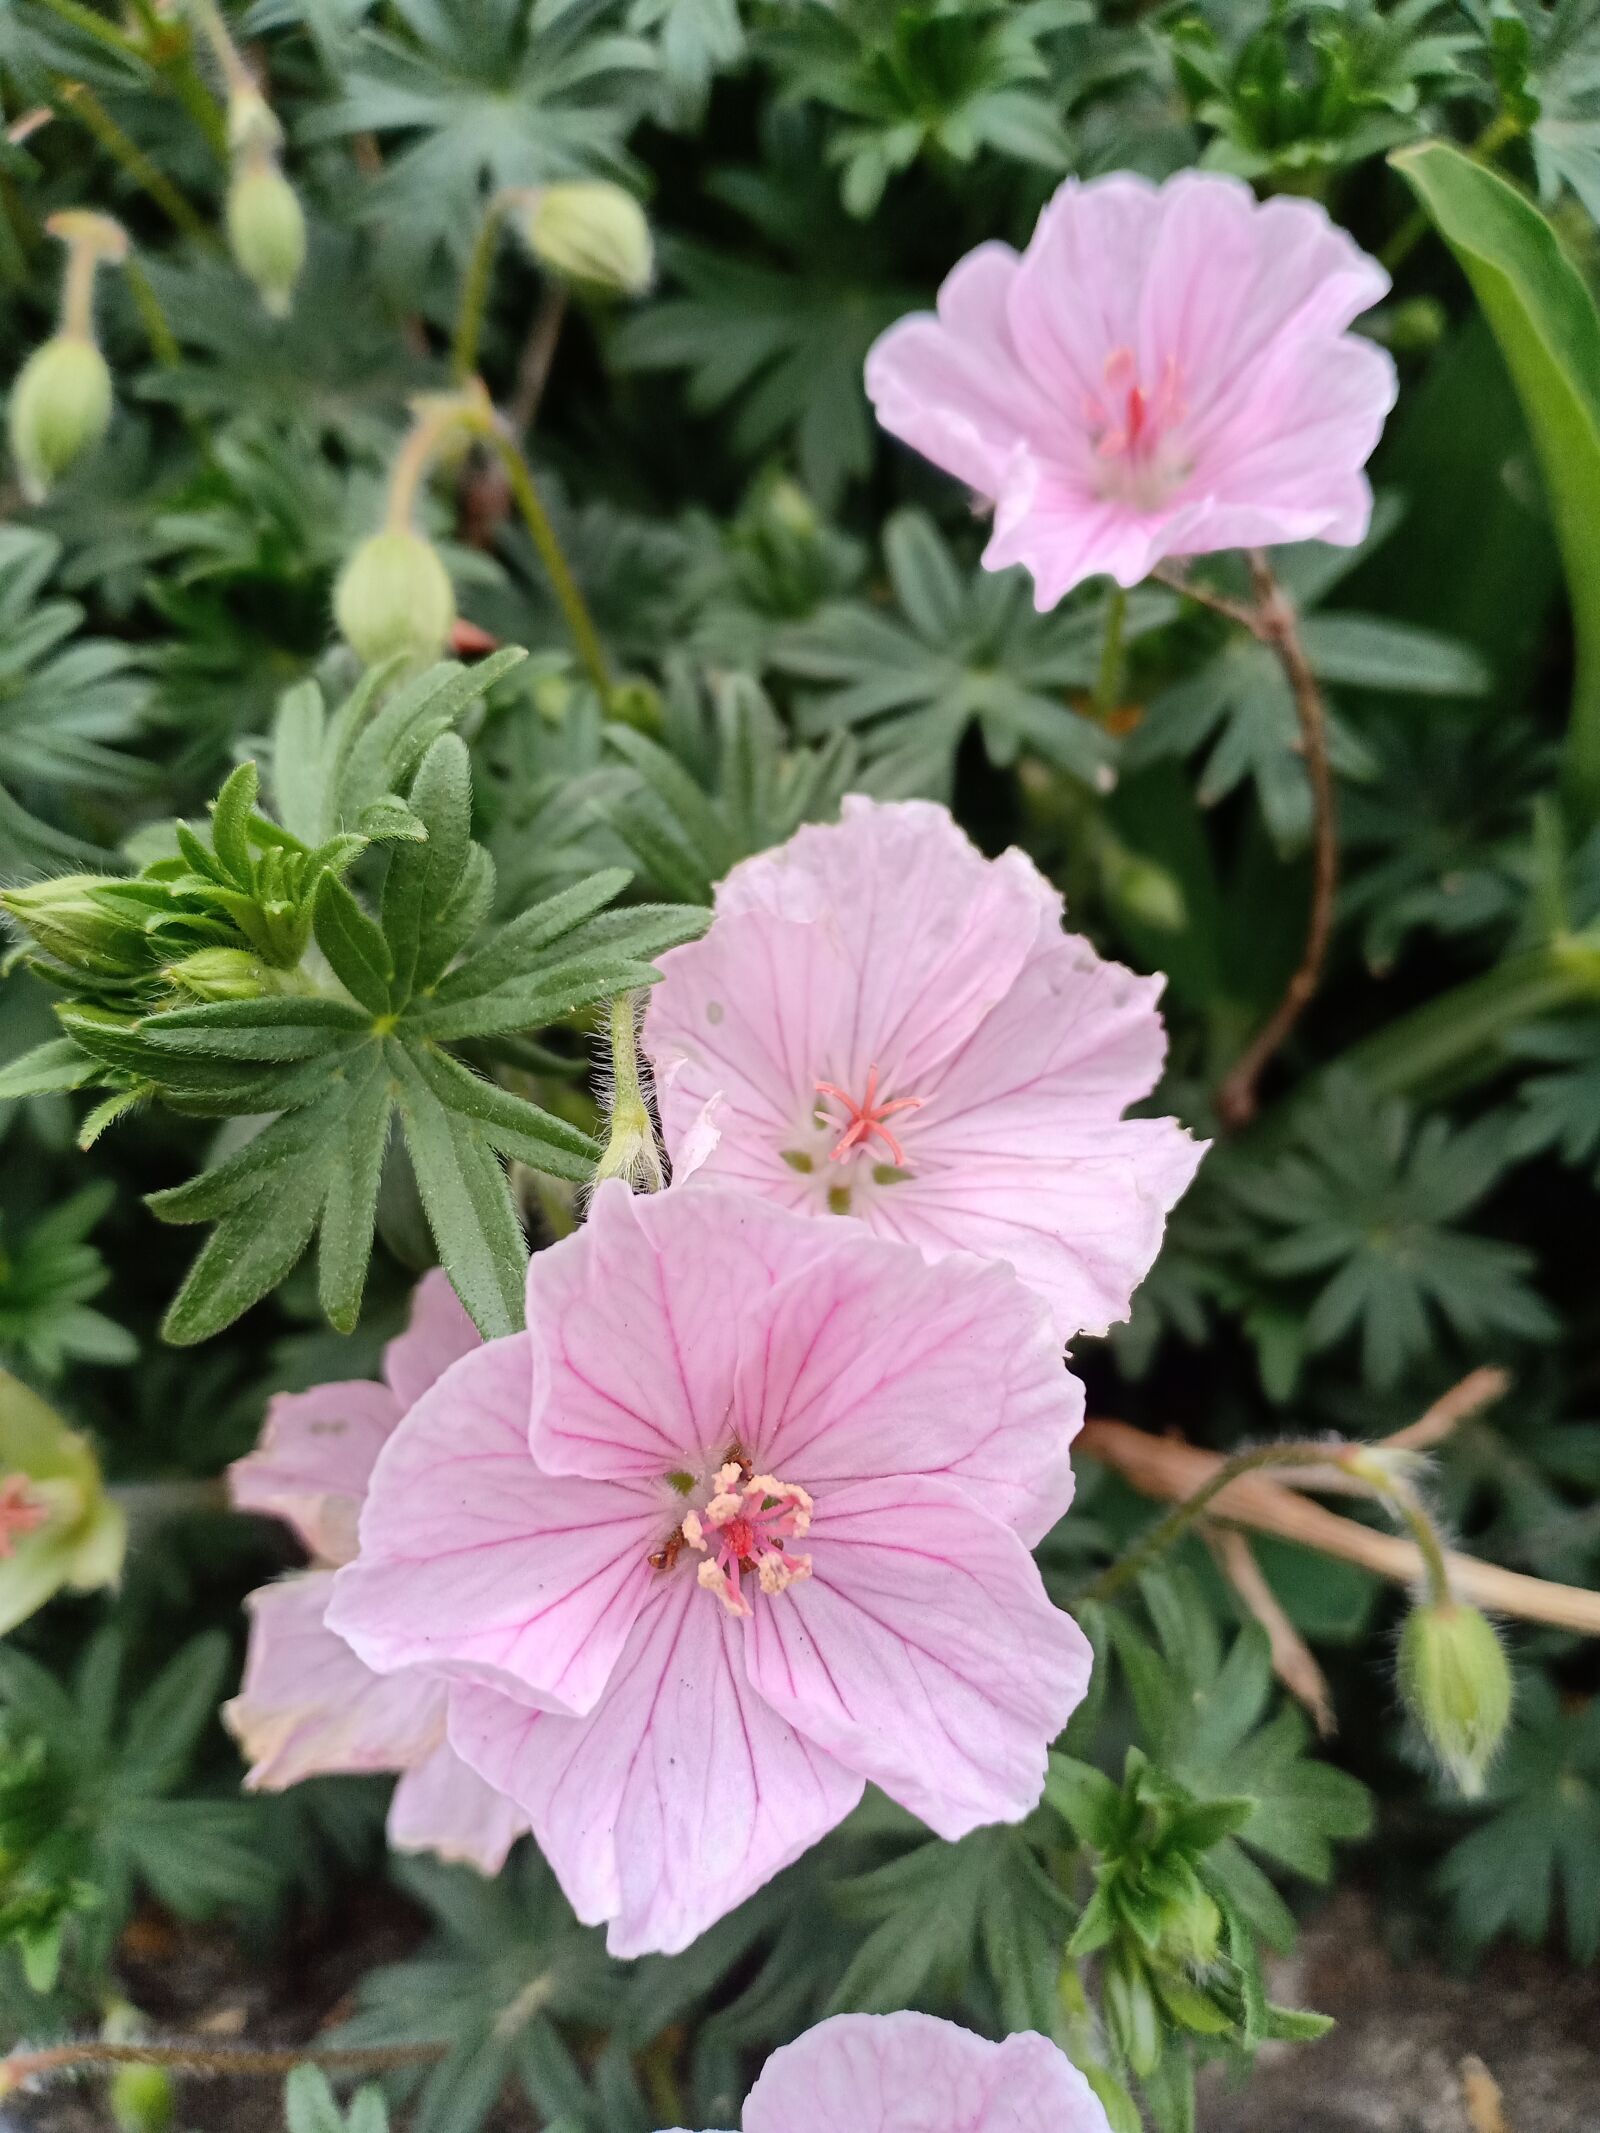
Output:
[0, 2, 1597, 2125]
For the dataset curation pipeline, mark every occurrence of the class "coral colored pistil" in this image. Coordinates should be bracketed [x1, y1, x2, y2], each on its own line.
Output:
[1085, 348, 1188, 504]
[675, 1462, 814, 1619]
[0, 1475, 48, 1558]
[814, 1062, 923, 1167]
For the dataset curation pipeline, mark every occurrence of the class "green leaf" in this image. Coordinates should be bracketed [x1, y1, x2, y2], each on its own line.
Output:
[0, 1038, 100, 1099]
[316, 1056, 394, 1334]
[1393, 140, 1600, 821]
[391, 1046, 529, 1340]
[314, 873, 396, 1018]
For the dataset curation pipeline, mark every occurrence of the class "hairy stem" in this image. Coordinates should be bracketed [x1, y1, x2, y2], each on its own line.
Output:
[122, 257, 182, 367]
[1213, 552, 1338, 1129]
[54, 81, 215, 245]
[453, 194, 509, 384]
[1085, 1439, 1342, 1601]
[1, 2039, 445, 2091]
[488, 431, 612, 697]
[509, 281, 568, 435]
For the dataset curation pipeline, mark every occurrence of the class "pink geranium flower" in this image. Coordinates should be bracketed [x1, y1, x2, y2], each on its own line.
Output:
[661, 2011, 1110, 2133]
[327, 1182, 1091, 1957]
[644, 796, 1203, 1344]
[225, 1272, 526, 1875]
[865, 171, 1397, 606]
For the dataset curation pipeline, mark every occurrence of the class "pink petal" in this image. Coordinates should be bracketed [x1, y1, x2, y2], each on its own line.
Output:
[448, 1578, 864, 1957]
[387, 1738, 527, 1875]
[327, 1335, 662, 1716]
[1007, 174, 1167, 417]
[224, 1573, 446, 1786]
[734, 1232, 1078, 1546]
[864, 243, 1058, 500]
[229, 1379, 398, 1566]
[745, 1476, 1091, 1840]
[743, 2013, 1112, 2133]
[382, 1265, 480, 1411]
[526, 1181, 834, 1482]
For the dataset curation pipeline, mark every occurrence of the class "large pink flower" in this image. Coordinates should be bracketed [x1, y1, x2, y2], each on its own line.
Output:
[865, 171, 1397, 606]
[643, 797, 1203, 1344]
[662, 2011, 1110, 2133]
[225, 1272, 526, 1875]
[327, 1183, 1091, 1957]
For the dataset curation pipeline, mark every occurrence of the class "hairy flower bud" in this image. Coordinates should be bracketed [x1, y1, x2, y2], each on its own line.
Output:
[163, 947, 303, 1002]
[516, 182, 654, 299]
[226, 156, 306, 319]
[334, 528, 456, 670]
[1, 874, 147, 982]
[1399, 1600, 1513, 1797]
[7, 335, 113, 501]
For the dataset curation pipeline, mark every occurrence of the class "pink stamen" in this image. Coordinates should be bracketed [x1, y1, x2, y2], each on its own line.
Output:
[1088, 347, 1186, 467]
[677, 1462, 814, 1619]
[0, 1475, 48, 1559]
[814, 1062, 924, 1167]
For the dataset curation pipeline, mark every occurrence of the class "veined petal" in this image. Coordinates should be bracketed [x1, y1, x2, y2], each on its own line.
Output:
[230, 1379, 398, 1566]
[328, 1335, 662, 1716]
[526, 1182, 834, 1482]
[225, 1573, 445, 1787]
[448, 1578, 862, 1958]
[745, 1476, 1091, 1840]
[387, 1738, 527, 1876]
[743, 2013, 1112, 2133]
[735, 1232, 1078, 1546]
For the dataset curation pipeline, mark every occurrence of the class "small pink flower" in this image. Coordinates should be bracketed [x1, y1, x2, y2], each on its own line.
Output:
[644, 797, 1203, 1343]
[660, 2011, 1111, 2133]
[327, 1183, 1091, 1957]
[865, 171, 1397, 606]
[226, 1272, 527, 1875]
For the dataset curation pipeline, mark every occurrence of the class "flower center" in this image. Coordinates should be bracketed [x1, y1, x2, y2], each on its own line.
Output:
[813, 1062, 923, 1168]
[1084, 347, 1189, 509]
[651, 1459, 814, 1620]
[0, 1475, 48, 1559]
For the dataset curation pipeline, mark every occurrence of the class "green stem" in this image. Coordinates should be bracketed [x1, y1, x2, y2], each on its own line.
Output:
[58, 236, 99, 338]
[1391, 1485, 1453, 1608]
[122, 256, 181, 367]
[453, 194, 509, 383]
[595, 989, 663, 1190]
[1335, 932, 1600, 1103]
[1086, 1441, 1341, 1601]
[1090, 582, 1128, 721]
[183, 0, 255, 97]
[31, 0, 147, 67]
[489, 431, 612, 697]
[55, 81, 216, 246]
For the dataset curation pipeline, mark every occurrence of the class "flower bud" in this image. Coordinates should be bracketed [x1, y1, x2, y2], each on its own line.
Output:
[1, 874, 147, 982]
[0, 1370, 125, 1636]
[226, 156, 306, 319]
[604, 676, 664, 735]
[334, 528, 456, 670]
[1399, 1600, 1513, 1797]
[162, 947, 298, 1002]
[110, 2064, 175, 2133]
[7, 335, 113, 501]
[516, 182, 654, 299]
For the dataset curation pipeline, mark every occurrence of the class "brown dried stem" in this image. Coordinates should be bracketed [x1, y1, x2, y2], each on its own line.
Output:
[1, 2038, 445, 2093]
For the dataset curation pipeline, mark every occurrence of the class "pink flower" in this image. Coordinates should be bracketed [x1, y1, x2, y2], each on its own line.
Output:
[327, 1182, 1091, 1957]
[660, 2011, 1111, 2133]
[225, 1272, 527, 1875]
[643, 797, 1203, 1344]
[865, 171, 1397, 606]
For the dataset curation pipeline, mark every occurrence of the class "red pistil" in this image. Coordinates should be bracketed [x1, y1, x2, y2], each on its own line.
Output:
[813, 1062, 924, 1167]
[0, 1475, 48, 1558]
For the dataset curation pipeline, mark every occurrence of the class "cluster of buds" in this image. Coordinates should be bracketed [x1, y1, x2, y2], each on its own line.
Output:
[7, 212, 127, 502]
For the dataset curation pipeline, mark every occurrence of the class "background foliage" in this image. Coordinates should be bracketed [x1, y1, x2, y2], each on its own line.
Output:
[1, 1, 1599, 2129]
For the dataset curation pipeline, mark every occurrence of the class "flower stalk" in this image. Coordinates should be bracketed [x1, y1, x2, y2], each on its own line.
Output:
[594, 990, 664, 1193]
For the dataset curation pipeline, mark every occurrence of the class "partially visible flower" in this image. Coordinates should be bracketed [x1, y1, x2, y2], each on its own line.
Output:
[0, 1370, 125, 1635]
[865, 171, 1396, 607]
[8, 213, 127, 503]
[656, 2011, 1111, 2133]
[645, 797, 1204, 1344]
[329, 1182, 1090, 1956]
[225, 1273, 526, 1874]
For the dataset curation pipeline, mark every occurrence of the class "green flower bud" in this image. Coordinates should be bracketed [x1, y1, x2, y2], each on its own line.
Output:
[334, 528, 456, 670]
[1, 874, 147, 982]
[0, 1370, 125, 1637]
[604, 676, 664, 736]
[162, 947, 302, 1002]
[226, 157, 306, 319]
[1399, 1600, 1513, 1798]
[516, 182, 654, 299]
[7, 335, 113, 502]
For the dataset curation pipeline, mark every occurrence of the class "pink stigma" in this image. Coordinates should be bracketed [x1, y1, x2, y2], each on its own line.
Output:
[0, 1475, 48, 1558]
[675, 1462, 814, 1619]
[1085, 347, 1186, 474]
[814, 1062, 923, 1167]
